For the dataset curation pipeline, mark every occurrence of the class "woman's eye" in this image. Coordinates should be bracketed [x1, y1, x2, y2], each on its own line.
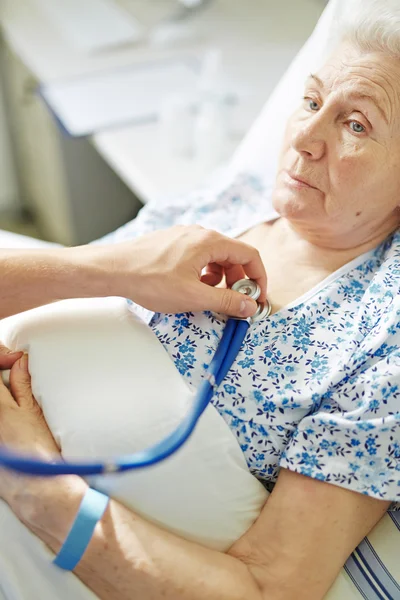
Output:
[302, 97, 367, 134]
[303, 97, 320, 111]
[349, 121, 366, 134]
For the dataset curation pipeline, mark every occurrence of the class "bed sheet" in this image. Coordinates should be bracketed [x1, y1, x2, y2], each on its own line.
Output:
[0, 230, 60, 249]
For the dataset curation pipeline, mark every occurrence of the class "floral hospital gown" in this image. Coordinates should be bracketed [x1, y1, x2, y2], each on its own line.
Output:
[101, 172, 400, 511]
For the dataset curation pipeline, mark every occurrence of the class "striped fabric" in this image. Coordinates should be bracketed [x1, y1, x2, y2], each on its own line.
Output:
[325, 513, 400, 599]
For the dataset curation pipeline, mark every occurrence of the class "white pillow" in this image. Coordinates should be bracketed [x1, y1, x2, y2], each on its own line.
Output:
[0, 297, 269, 545]
[0, 297, 268, 600]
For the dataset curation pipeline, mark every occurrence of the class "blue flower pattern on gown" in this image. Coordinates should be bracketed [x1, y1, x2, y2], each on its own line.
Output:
[99, 172, 400, 511]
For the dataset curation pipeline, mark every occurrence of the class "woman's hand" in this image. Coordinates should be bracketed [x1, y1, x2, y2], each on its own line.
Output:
[90, 226, 267, 318]
[0, 354, 61, 512]
[0, 342, 23, 370]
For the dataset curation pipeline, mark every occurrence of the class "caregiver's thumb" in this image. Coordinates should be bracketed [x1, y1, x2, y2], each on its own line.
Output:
[201, 285, 258, 318]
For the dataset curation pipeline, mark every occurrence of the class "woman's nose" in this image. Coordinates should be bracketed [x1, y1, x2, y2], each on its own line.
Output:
[290, 119, 326, 160]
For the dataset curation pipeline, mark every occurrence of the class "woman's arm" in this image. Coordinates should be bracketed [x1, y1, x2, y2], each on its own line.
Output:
[229, 468, 391, 599]
[18, 475, 264, 600]
[16, 467, 390, 600]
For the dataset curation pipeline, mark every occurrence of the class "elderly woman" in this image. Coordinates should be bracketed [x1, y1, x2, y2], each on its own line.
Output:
[1, 1, 400, 599]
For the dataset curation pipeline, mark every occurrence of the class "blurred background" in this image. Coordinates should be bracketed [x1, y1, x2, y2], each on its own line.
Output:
[0, 0, 326, 245]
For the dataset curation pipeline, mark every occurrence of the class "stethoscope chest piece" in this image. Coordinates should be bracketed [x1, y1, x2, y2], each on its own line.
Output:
[229, 278, 271, 323]
[251, 299, 272, 322]
[231, 278, 261, 300]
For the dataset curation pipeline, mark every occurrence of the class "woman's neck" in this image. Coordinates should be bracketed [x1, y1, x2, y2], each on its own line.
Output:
[268, 218, 395, 274]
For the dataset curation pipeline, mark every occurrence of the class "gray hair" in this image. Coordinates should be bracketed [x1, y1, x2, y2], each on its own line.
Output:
[335, 0, 400, 59]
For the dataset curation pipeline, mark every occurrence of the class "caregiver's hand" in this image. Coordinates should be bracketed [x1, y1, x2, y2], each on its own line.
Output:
[0, 354, 61, 512]
[96, 225, 267, 318]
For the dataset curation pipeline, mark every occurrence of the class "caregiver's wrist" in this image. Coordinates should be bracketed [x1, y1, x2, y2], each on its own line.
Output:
[60, 245, 119, 299]
[66, 243, 141, 300]
[16, 476, 89, 544]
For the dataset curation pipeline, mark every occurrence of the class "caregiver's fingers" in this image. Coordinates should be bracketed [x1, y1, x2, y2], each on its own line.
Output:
[9, 355, 35, 409]
[200, 263, 224, 287]
[206, 238, 267, 303]
[192, 282, 258, 318]
[223, 264, 247, 288]
[201, 264, 247, 289]
[0, 343, 23, 370]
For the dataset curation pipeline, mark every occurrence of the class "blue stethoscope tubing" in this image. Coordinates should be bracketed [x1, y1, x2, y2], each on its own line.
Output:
[0, 318, 250, 477]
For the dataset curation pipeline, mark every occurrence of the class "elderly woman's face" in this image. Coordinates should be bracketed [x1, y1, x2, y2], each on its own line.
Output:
[272, 43, 400, 247]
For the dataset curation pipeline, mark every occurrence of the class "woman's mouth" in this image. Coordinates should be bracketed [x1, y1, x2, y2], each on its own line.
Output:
[283, 171, 319, 190]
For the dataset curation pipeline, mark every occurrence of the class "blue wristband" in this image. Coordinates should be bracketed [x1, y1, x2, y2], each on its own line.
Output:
[53, 487, 109, 571]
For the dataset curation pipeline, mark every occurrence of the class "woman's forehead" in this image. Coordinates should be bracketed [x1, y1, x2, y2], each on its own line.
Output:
[311, 44, 400, 126]
[318, 45, 398, 88]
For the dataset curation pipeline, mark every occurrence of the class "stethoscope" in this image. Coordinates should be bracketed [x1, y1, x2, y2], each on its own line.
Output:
[0, 279, 271, 477]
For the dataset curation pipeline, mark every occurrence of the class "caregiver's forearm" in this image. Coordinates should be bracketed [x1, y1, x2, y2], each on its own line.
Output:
[19, 477, 265, 600]
[0, 246, 117, 318]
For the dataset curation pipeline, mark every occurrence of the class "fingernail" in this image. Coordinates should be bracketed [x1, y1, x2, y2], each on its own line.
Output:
[240, 299, 256, 317]
[19, 354, 28, 370]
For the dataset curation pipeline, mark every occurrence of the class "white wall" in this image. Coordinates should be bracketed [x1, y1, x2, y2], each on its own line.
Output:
[0, 55, 18, 211]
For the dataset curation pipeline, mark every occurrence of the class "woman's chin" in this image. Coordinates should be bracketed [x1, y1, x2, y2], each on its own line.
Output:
[271, 188, 317, 221]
